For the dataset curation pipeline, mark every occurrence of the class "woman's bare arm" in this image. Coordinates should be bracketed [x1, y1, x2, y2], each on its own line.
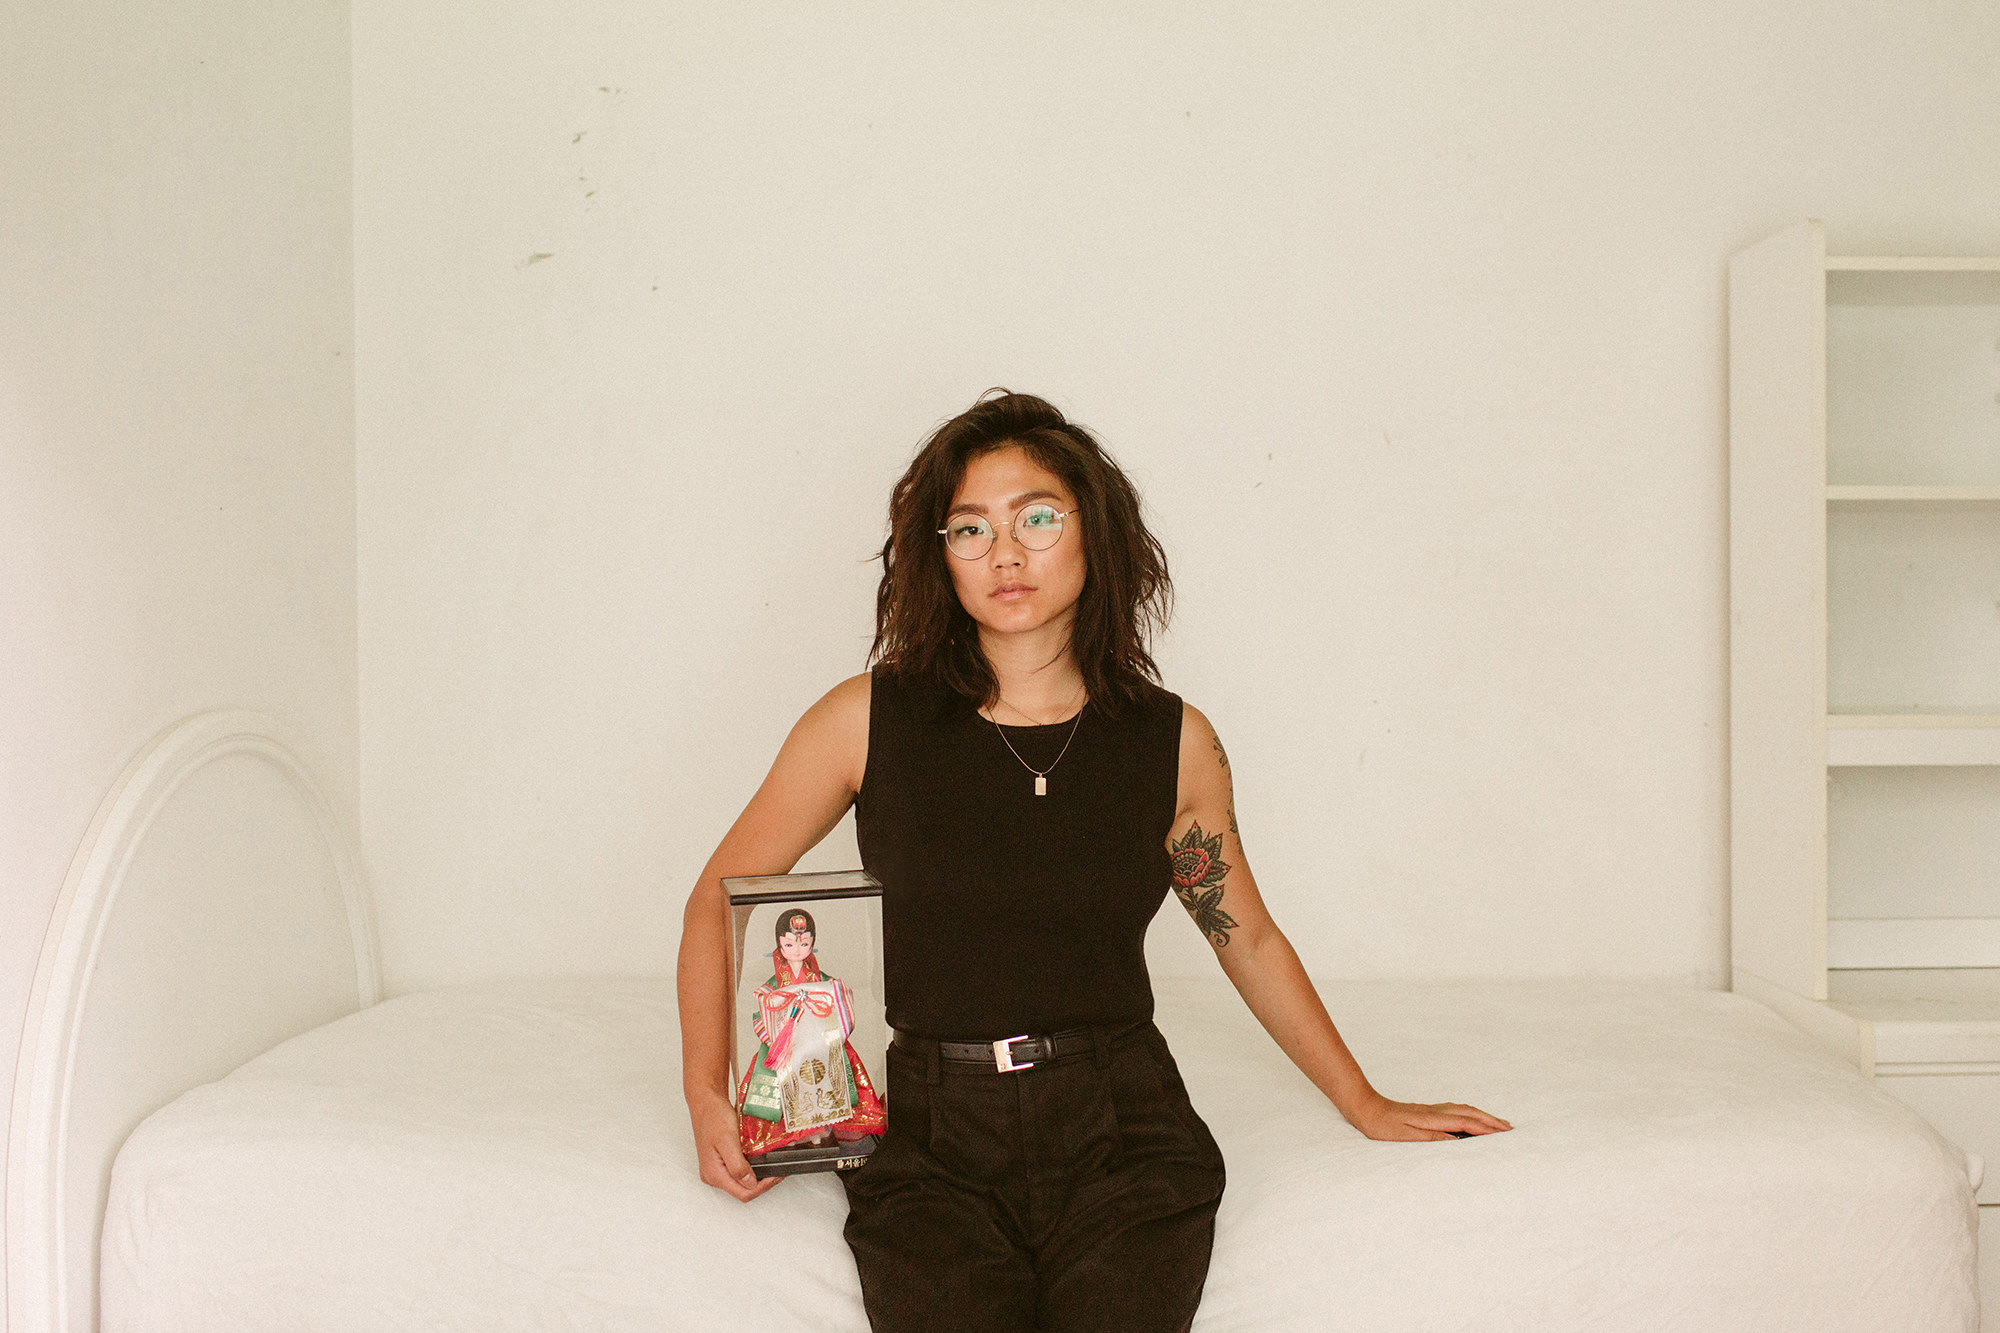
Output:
[1169, 703, 1512, 1141]
[677, 671, 871, 1199]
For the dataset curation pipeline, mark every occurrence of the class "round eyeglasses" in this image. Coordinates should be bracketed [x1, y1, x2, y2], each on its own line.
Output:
[937, 503, 1078, 560]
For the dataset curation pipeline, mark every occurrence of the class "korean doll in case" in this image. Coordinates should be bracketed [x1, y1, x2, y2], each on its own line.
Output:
[723, 870, 888, 1178]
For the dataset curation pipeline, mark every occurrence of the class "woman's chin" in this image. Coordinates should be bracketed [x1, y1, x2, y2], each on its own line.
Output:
[973, 601, 1078, 641]
[976, 614, 1050, 641]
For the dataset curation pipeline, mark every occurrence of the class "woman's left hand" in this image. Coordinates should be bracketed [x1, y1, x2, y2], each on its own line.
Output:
[1348, 1093, 1513, 1141]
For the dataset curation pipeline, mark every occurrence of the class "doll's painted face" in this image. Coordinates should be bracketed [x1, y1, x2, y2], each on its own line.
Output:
[778, 928, 814, 966]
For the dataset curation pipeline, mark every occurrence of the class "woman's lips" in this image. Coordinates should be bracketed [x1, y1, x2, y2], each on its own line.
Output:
[991, 583, 1034, 601]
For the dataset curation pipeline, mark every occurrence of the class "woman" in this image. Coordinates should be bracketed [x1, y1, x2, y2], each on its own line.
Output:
[678, 390, 1511, 1332]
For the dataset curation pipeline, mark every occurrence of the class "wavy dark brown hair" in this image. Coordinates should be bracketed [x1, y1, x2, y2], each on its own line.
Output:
[869, 390, 1173, 717]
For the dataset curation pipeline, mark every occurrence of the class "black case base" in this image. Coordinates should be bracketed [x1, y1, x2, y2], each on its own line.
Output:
[748, 1134, 881, 1178]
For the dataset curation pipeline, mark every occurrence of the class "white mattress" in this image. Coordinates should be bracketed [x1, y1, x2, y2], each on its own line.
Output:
[102, 976, 1980, 1331]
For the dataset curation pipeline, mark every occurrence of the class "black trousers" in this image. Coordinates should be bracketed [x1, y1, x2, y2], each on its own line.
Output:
[841, 1022, 1227, 1333]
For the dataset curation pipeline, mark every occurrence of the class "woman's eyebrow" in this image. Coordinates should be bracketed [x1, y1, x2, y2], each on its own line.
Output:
[948, 490, 1063, 516]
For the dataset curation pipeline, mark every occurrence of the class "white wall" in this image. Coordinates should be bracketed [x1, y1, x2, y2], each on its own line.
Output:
[0, 0, 355, 1307]
[350, 0, 2000, 998]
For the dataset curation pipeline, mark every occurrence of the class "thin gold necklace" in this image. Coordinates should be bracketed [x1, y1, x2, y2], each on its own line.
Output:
[989, 688, 1085, 797]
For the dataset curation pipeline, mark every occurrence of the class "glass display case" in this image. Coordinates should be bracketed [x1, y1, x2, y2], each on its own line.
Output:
[722, 869, 887, 1177]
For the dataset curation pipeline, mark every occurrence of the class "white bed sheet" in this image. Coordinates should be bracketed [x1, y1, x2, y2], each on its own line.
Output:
[101, 976, 1979, 1331]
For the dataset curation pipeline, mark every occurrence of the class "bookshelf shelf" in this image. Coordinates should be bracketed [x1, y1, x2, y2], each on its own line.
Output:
[1827, 715, 2000, 767]
[1826, 485, 2000, 506]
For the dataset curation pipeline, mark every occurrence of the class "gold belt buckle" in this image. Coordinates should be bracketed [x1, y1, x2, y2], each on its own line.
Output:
[992, 1034, 1035, 1073]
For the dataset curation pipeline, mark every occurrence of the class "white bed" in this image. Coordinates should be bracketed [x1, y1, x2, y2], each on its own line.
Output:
[99, 973, 1982, 1332]
[9, 713, 1984, 1331]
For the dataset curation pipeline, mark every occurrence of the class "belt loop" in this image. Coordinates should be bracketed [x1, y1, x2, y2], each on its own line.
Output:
[1090, 1025, 1112, 1069]
[925, 1039, 941, 1085]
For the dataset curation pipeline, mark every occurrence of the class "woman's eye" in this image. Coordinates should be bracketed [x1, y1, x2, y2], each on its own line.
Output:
[951, 522, 985, 537]
[1022, 507, 1057, 527]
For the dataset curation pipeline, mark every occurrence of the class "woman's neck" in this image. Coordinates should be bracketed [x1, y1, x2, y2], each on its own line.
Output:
[978, 622, 1087, 725]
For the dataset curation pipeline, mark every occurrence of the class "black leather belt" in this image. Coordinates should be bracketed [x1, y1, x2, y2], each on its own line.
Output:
[892, 1026, 1099, 1073]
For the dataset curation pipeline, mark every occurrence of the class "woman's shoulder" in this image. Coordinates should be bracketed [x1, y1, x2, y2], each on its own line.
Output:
[1171, 696, 1224, 764]
[1111, 676, 1186, 726]
[775, 673, 872, 795]
[1172, 693, 1208, 730]
[811, 670, 873, 733]
[818, 666, 932, 718]
[855, 662, 964, 723]
[822, 670, 874, 711]
[1168, 697, 1231, 820]
[792, 671, 871, 727]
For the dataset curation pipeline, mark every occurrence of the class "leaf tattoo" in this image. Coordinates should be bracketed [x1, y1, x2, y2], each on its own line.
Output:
[1170, 821, 1238, 947]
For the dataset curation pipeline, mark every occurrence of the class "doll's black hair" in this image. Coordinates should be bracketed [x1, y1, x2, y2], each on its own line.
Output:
[776, 909, 816, 944]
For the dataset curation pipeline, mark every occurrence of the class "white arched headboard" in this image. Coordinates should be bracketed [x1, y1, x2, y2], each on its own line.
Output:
[6, 710, 379, 1333]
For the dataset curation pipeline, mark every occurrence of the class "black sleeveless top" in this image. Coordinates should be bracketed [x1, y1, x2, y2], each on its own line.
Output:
[856, 668, 1184, 1040]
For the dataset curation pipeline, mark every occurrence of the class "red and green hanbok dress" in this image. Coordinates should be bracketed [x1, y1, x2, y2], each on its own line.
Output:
[735, 949, 887, 1158]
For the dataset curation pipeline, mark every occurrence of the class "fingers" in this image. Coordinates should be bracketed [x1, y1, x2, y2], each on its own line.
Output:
[688, 1094, 787, 1200]
[709, 1163, 779, 1200]
[1457, 1102, 1513, 1132]
[1360, 1097, 1516, 1143]
[727, 1151, 784, 1200]
[702, 1141, 783, 1201]
[1423, 1102, 1514, 1135]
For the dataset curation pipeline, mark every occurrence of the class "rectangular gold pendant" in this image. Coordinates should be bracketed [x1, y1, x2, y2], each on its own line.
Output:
[1035, 774, 1047, 796]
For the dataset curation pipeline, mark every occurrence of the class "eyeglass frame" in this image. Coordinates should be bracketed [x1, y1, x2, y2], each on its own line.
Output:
[935, 503, 1080, 560]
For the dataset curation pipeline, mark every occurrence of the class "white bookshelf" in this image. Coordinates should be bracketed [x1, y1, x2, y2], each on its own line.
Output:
[1728, 222, 2000, 1298]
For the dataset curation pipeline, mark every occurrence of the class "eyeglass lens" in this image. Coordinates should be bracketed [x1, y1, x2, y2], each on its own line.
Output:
[944, 503, 1066, 558]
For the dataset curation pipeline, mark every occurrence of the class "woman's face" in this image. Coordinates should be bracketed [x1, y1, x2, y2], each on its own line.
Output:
[778, 930, 813, 965]
[942, 446, 1086, 646]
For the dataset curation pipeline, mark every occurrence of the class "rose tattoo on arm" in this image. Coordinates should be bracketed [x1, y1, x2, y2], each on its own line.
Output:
[1171, 821, 1239, 948]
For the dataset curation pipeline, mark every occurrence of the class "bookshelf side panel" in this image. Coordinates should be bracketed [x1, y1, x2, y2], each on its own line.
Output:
[1728, 220, 1827, 1000]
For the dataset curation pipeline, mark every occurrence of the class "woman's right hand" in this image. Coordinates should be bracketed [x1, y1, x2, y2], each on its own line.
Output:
[691, 1092, 782, 1201]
